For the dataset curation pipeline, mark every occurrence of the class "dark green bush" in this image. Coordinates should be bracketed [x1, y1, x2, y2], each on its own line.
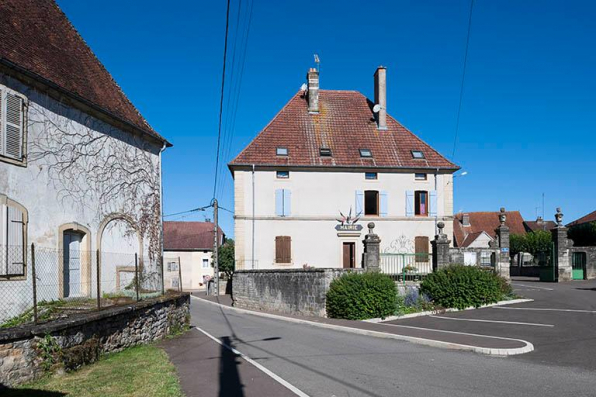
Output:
[326, 272, 397, 320]
[420, 265, 509, 310]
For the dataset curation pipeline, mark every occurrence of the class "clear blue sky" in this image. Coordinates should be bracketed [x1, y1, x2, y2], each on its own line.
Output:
[57, 0, 596, 237]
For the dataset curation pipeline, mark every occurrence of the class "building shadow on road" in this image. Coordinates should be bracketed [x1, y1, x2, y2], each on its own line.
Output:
[219, 336, 245, 397]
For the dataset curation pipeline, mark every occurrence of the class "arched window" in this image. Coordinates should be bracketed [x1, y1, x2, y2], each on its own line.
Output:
[0, 195, 27, 278]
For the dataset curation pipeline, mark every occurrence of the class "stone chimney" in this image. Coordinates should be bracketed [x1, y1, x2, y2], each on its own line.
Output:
[307, 68, 319, 113]
[462, 213, 470, 226]
[374, 66, 387, 130]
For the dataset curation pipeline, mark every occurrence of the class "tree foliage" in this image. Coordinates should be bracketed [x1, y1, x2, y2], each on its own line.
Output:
[568, 222, 596, 247]
[218, 238, 235, 277]
[509, 231, 552, 258]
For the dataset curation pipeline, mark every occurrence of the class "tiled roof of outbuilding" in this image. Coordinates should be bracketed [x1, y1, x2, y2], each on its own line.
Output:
[567, 210, 596, 227]
[0, 0, 170, 146]
[229, 90, 458, 170]
[453, 211, 526, 247]
[164, 222, 225, 251]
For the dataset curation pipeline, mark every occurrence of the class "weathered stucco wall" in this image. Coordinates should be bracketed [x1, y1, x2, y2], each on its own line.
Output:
[569, 246, 596, 280]
[232, 268, 362, 317]
[163, 250, 215, 290]
[0, 293, 189, 388]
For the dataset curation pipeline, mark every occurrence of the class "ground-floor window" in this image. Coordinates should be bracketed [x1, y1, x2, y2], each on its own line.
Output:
[202, 258, 209, 268]
[0, 196, 27, 278]
[167, 261, 178, 272]
[275, 236, 291, 263]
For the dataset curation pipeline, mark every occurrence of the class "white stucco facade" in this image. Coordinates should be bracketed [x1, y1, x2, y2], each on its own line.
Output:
[0, 74, 165, 321]
[163, 250, 214, 291]
[233, 168, 454, 270]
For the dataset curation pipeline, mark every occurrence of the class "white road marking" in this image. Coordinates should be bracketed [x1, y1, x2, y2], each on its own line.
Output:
[429, 315, 554, 327]
[493, 307, 596, 314]
[511, 283, 554, 291]
[194, 325, 310, 397]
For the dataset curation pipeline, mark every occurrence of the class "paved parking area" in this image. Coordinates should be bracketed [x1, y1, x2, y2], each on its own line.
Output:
[382, 277, 596, 370]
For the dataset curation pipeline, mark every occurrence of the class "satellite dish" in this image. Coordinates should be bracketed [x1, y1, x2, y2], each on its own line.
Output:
[300, 83, 307, 91]
[372, 104, 381, 113]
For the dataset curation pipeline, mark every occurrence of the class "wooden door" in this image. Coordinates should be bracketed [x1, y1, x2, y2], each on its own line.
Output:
[343, 242, 355, 268]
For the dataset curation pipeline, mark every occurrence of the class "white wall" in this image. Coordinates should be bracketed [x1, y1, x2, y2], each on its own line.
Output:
[163, 251, 214, 290]
[234, 169, 454, 269]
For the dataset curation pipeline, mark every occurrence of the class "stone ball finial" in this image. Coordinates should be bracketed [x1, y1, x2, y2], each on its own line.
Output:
[555, 207, 564, 226]
[499, 207, 507, 226]
[437, 221, 445, 233]
[368, 222, 375, 234]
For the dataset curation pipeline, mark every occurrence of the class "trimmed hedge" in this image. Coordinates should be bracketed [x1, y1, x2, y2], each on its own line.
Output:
[326, 272, 397, 320]
[420, 265, 510, 310]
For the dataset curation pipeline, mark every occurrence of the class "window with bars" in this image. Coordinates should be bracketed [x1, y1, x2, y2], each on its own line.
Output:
[0, 85, 26, 162]
[275, 236, 291, 263]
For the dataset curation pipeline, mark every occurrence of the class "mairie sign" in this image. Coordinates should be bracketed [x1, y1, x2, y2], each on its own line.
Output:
[335, 224, 363, 232]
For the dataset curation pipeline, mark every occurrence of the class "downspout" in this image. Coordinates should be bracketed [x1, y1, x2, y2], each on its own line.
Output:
[434, 168, 439, 235]
[159, 143, 167, 294]
[251, 164, 256, 269]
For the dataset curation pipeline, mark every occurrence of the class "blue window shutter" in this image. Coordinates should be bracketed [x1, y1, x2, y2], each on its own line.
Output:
[380, 191, 388, 217]
[355, 191, 364, 215]
[429, 190, 438, 217]
[283, 189, 291, 216]
[406, 191, 414, 217]
[275, 189, 283, 216]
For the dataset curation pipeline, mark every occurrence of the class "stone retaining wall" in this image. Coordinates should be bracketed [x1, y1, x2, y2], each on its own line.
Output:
[232, 268, 362, 317]
[569, 246, 596, 280]
[0, 293, 190, 388]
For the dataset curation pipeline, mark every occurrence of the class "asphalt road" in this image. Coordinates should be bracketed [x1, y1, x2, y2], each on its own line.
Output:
[188, 295, 596, 397]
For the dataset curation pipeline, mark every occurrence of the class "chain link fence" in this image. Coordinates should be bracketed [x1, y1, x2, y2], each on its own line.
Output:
[0, 244, 165, 329]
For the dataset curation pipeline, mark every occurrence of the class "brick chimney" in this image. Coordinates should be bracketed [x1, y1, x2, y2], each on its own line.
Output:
[374, 66, 387, 130]
[307, 68, 319, 113]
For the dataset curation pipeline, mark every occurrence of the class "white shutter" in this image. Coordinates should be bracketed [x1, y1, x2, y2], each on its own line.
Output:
[406, 191, 415, 217]
[429, 190, 437, 217]
[283, 189, 291, 216]
[275, 189, 283, 216]
[7, 205, 25, 276]
[5, 93, 23, 160]
[355, 191, 364, 215]
[379, 191, 388, 217]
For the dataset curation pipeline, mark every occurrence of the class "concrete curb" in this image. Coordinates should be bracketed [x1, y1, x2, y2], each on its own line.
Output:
[364, 298, 535, 323]
[191, 295, 534, 357]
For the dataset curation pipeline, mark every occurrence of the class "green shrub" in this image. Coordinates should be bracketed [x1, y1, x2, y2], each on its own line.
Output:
[420, 265, 509, 310]
[326, 272, 397, 320]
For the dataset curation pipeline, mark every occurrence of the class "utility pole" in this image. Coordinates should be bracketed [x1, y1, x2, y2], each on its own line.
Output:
[213, 198, 219, 296]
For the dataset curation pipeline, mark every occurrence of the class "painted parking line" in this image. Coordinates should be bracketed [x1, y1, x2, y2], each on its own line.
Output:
[493, 307, 596, 314]
[511, 283, 554, 291]
[429, 315, 554, 327]
[195, 325, 310, 397]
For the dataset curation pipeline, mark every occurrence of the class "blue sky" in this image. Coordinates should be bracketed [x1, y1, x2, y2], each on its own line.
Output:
[57, 0, 596, 237]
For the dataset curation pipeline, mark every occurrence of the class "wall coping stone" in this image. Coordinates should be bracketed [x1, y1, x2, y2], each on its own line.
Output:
[0, 292, 190, 343]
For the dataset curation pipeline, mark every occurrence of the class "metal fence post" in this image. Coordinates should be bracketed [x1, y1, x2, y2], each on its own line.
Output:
[178, 256, 182, 293]
[135, 253, 140, 301]
[96, 250, 101, 311]
[31, 243, 38, 324]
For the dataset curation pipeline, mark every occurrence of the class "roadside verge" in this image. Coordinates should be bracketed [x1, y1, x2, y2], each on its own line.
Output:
[191, 295, 534, 356]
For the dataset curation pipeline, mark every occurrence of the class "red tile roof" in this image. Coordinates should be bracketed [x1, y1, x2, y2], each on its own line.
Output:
[524, 219, 557, 232]
[567, 210, 596, 227]
[453, 211, 526, 247]
[229, 90, 458, 170]
[164, 222, 225, 251]
[0, 0, 169, 145]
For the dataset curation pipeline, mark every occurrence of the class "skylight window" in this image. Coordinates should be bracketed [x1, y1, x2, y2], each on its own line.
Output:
[320, 148, 332, 157]
[276, 147, 288, 156]
[411, 150, 425, 159]
[359, 149, 373, 158]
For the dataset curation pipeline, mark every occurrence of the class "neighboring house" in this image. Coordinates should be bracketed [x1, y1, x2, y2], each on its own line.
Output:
[163, 222, 225, 291]
[567, 210, 596, 228]
[229, 66, 459, 270]
[0, 0, 170, 321]
[523, 216, 556, 233]
[453, 211, 526, 248]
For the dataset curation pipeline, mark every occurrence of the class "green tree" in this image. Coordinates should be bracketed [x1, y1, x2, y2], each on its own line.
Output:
[217, 238, 235, 278]
[509, 231, 552, 258]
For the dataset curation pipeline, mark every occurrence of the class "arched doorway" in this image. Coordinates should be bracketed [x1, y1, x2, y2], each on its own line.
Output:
[58, 223, 91, 298]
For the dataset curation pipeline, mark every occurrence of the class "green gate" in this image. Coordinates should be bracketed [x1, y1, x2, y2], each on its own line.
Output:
[539, 242, 557, 282]
[380, 253, 432, 283]
[572, 252, 586, 280]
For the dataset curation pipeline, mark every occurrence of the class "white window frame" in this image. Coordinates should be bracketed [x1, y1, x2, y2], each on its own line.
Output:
[0, 85, 27, 166]
[202, 258, 209, 268]
[276, 147, 288, 156]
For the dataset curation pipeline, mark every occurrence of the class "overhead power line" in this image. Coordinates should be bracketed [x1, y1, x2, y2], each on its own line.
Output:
[451, 0, 475, 161]
[213, 0, 232, 199]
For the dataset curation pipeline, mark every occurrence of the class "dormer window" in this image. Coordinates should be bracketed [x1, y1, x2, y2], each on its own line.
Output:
[359, 149, 372, 158]
[319, 148, 332, 157]
[411, 150, 425, 159]
[276, 147, 288, 156]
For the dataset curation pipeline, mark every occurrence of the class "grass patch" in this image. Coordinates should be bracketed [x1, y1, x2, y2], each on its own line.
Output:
[7, 344, 182, 397]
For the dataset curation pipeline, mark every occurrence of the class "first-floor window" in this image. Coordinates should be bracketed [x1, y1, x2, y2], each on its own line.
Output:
[0, 86, 26, 162]
[364, 190, 379, 215]
[275, 236, 291, 263]
[0, 198, 26, 277]
[415, 191, 428, 216]
[171, 277, 180, 288]
[414, 236, 429, 262]
[203, 258, 209, 268]
[167, 261, 178, 272]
